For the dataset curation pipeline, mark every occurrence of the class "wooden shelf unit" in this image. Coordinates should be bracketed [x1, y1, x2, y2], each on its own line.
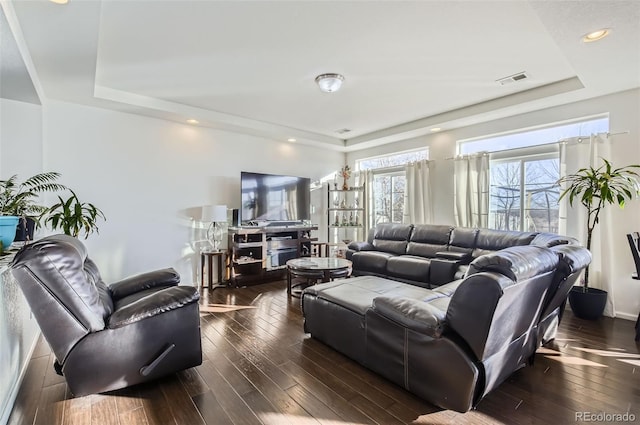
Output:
[228, 225, 317, 286]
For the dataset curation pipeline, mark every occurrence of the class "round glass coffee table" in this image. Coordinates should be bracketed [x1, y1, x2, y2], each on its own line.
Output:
[286, 257, 352, 296]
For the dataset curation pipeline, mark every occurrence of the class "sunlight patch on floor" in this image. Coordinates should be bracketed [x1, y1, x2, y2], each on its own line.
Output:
[258, 413, 361, 424]
[200, 304, 258, 313]
[543, 355, 607, 367]
[415, 410, 466, 424]
[570, 347, 640, 358]
[617, 358, 640, 367]
[537, 347, 562, 355]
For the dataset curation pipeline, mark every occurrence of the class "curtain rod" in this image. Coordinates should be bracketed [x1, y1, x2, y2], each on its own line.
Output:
[354, 164, 407, 174]
[443, 130, 629, 160]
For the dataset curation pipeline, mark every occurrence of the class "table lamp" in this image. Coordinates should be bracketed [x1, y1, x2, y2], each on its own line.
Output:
[202, 205, 227, 251]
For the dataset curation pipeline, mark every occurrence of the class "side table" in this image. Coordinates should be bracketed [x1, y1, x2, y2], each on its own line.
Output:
[200, 250, 227, 290]
[286, 257, 352, 297]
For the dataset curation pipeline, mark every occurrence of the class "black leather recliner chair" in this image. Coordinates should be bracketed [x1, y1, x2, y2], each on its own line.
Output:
[10, 234, 203, 396]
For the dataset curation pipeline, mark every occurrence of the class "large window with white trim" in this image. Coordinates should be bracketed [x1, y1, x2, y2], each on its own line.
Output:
[489, 153, 560, 232]
[357, 148, 428, 224]
[459, 116, 609, 232]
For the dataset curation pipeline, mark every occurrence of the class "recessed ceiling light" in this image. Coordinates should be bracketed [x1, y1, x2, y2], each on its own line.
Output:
[582, 28, 610, 43]
[186, 119, 199, 125]
[287, 138, 297, 143]
[315, 73, 344, 93]
[49, 0, 69, 4]
[430, 127, 442, 132]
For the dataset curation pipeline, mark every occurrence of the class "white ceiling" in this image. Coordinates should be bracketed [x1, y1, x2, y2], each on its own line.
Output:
[4, 0, 640, 151]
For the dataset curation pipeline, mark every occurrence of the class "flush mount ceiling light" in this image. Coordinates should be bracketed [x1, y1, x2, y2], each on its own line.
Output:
[582, 28, 611, 43]
[49, 0, 69, 4]
[315, 73, 344, 93]
[186, 119, 199, 125]
[430, 127, 442, 132]
[287, 138, 297, 143]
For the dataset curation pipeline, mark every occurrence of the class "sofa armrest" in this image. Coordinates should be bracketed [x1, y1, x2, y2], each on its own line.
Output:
[108, 286, 199, 329]
[435, 251, 472, 263]
[430, 252, 471, 287]
[109, 268, 181, 300]
[348, 241, 374, 252]
[371, 296, 446, 338]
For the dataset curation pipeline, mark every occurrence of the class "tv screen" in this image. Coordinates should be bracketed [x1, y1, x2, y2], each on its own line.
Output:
[241, 172, 310, 224]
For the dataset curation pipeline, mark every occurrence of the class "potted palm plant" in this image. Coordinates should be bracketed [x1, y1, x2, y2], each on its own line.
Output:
[558, 158, 640, 319]
[43, 190, 106, 239]
[0, 172, 67, 250]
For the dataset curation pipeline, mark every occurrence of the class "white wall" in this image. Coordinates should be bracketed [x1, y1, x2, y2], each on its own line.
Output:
[348, 88, 640, 320]
[43, 100, 343, 284]
[0, 98, 42, 177]
[0, 99, 42, 425]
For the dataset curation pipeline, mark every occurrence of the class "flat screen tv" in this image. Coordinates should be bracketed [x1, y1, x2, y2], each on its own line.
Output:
[240, 171, 310, 225]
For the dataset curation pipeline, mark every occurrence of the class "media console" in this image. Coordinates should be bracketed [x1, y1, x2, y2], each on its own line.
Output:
[228, 225, 317, 286]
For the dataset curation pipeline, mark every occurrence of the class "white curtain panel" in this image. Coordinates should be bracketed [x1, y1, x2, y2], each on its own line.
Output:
[558, 133, 615, 316]
[454, 154, 489, 228]
[403, 160, 433, 224]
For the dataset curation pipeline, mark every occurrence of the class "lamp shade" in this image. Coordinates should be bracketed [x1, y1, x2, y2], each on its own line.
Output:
[202, 205, 227, 222]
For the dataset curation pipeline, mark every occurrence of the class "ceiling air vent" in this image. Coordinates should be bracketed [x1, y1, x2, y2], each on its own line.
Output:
[336, 128, 351, 135]
[496, 72, 529, 86]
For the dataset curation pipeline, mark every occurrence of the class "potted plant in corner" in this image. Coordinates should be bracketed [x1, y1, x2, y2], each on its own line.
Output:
[0, 172, 67, 250]
[558, 158, 640, 320]
[43, 190, 106, 239]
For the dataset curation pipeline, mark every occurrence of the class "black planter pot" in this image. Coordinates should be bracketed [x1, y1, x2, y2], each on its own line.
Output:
[568, 286, 607, 320]
[14, 217, 35, 242]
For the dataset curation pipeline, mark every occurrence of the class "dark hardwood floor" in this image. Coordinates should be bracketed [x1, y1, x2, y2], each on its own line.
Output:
[7, 280, 640, 425]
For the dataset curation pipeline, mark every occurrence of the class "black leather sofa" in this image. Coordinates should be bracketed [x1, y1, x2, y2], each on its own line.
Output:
[302, 224, 591, 412]
[346, 223, 581, 287]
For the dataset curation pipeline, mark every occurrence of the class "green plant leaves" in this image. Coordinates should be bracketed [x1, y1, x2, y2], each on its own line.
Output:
[0, 172, 67, 219]
[557, 159, 640, 288]
[43, 190, 106, 239]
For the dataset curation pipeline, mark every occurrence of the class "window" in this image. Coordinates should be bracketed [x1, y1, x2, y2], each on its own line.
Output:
[489, 154, 560, 232]
[459, 117, 609, 155]
[357, 148, 428, 224]
[459, 116, 609, 232]
[371, 171, 405, 224]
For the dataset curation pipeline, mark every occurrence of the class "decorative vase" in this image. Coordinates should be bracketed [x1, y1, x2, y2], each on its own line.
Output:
[342, 179, 348, 190]
[0, 216, 20, 250]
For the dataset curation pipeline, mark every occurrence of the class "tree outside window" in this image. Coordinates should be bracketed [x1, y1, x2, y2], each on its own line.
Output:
[490, 156, 560, 232]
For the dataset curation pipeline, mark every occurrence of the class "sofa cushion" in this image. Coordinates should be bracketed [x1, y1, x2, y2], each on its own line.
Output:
[386, 255, 431, 285]
[411, 224, 453, 244]
[352, 251, 396, 274]
[465, 245, 559, 282]
[372, 223, 413, 255]
[371, 296, 448, 337]
[406, 225, 453, 258]
[448, 227, 479, 254]
[307, 275, 432, 315]
[472, 229, 537, 258]
[432, 279, 463, 297]
[531, 232, 579, 247]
